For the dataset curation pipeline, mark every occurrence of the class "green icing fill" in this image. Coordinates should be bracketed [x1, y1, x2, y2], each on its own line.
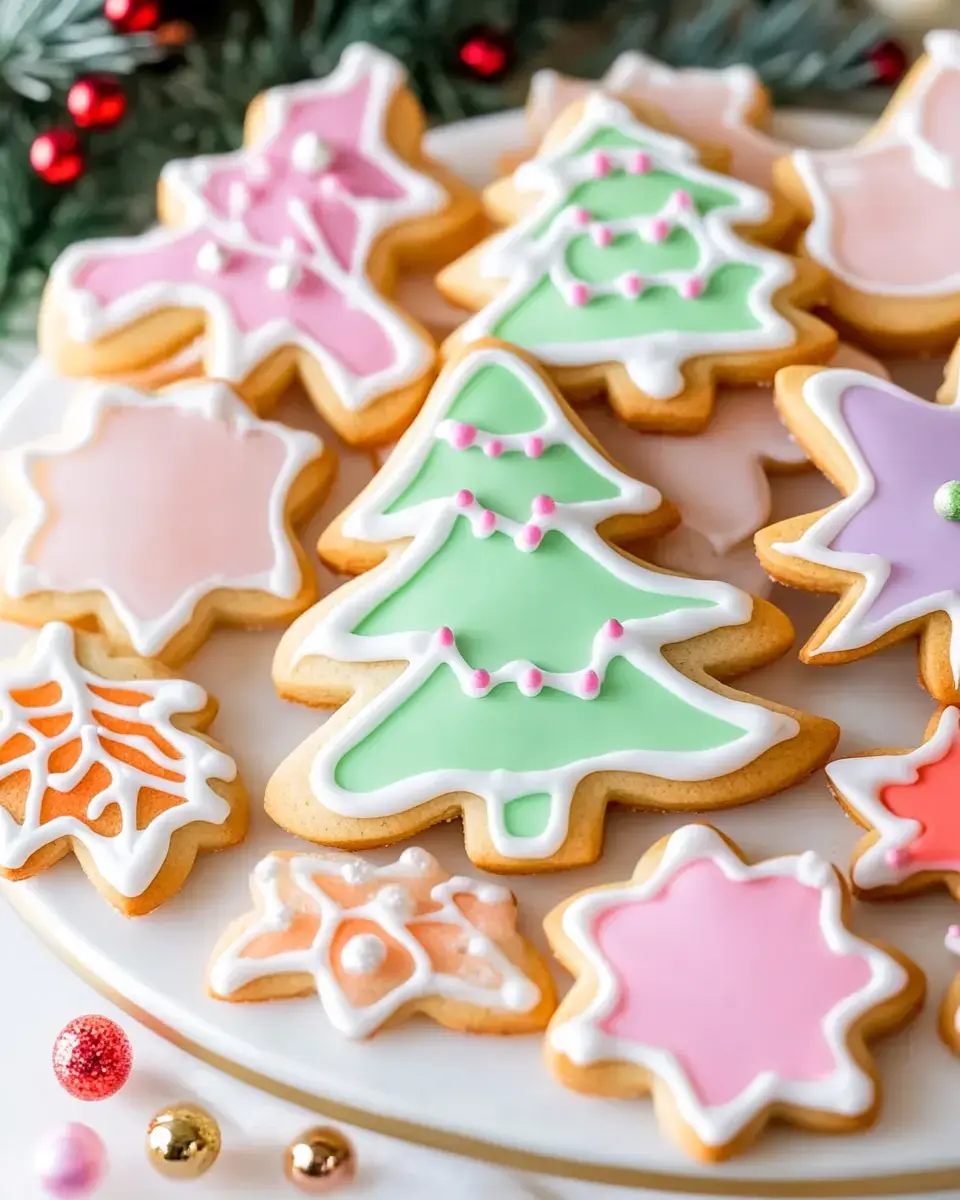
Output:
[494, 263, 762, 347]
[352, 520, 712, 672]
[334, 657, 745, 791]
[503, 794, 552, 837]
[443, 364, 545, 434]
[386, 442, 619, 523]
[565, 227, 697, 284]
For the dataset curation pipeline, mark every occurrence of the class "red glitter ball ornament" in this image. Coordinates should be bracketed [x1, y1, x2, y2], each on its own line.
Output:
[869, 39, 908, 87]
[29, 130, 85, 185]
[67, 75, 128, 131]
[53, 1016, 133, 1101]
[457, 27, 513, 82]
[104, 0, 160, 33]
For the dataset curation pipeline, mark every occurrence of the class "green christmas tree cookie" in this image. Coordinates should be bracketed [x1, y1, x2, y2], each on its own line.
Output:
[268, 342, 838, 871]
[438, 94, 836, 434]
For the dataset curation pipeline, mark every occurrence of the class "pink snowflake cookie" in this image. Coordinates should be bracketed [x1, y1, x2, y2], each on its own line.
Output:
[778, 32, 960, 353]
[207, 847, 555, 1039]
[545, 824, 923, 1161]
[0, 379, 333, 666]
[39, 44, 482, 447]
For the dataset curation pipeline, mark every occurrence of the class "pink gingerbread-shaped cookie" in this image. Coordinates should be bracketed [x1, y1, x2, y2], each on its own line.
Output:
[777, 31, 960, 353]
[39, 43, 483, 447]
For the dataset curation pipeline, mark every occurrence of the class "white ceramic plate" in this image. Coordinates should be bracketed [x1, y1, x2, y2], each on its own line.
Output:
[2, 108, 957, 1196]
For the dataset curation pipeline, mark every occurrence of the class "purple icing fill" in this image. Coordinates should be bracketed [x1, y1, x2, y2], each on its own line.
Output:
[830, 384, 960, 620]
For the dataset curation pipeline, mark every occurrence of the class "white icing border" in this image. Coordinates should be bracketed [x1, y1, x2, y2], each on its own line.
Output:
[457, 94, 797, 400]
[771, 368, 960, 683]
[826, 707, 960, 890]
[1, 380, 322, 657]
[291, 348, 799, 860]
[548, 824, 908, 1147]
[161, 42, 445, 276]
[0, 622, 236, 898]
[208, 847, 540, 1038]
[792, 30, 960, 297]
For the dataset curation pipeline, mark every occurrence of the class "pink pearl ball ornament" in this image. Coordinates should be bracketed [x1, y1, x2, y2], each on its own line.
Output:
[35, 1124, 106, 1199]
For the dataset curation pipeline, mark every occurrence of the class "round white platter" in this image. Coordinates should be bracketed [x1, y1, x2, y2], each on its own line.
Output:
[2, 106, 957, 1196]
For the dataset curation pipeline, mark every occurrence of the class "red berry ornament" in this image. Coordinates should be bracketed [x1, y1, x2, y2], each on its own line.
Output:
[457, 27, 513, 82]
[869, 39, 908, 87]
[67, 75, 127, 131]
[53, 1015, 132, 1101]
[30, 130, 85, 186]
[104, 0, 160, 33]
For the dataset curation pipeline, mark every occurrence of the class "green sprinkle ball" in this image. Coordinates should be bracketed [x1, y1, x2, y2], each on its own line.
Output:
[935, 481, 960, 522]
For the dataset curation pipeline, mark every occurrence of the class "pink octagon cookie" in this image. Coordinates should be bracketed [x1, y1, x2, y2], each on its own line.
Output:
[0, 379, 331, 665]
[545, 824, 923, 1162]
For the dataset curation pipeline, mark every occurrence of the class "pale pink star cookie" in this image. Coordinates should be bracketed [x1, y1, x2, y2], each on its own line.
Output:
[545, 824, 923, 1162]
[207, 846, 556, 1039]
[776, 31, 960, 354]
[509, 51, 790, 192]
[39, 43, 484, 447]
[0, 623, 247, 916]
[0, 379, 333, 666]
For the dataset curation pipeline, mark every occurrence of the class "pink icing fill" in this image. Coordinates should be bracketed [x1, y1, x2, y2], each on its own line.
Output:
[26, 403, 289, 619]
[72, 228, 399, 378]
[594, 859, 871, 1106]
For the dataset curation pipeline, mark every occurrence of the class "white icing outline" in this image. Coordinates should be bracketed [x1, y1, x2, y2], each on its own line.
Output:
[771, 368, 960, 683]
[0, 623, 236, 898]
[1, 380, 322, 657]
[49, 224, 434, 414]
[548, 824, 908, 1147]
[792, 31, 960, 297]
[208, 847, 540, 1039]
[457, 94, 797, 400]
[160, 42, 445, 276]
[826, 707, 960, 890]
[291, 348, 799, 860]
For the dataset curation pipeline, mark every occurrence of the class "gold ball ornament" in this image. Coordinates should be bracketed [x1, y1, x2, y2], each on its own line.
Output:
[284, 1126, 357, 1193]
[145, 1103, 221, 1179]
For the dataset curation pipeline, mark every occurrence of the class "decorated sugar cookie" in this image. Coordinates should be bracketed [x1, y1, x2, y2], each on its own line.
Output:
[439, 95, 835, 433]
[0, 623, 246, 916]
[545, 824, 924, 1162]
[776, 31, 960, 353]
[827, 707, 960, 900]
[267, 342, 837, 872]
[0, 380, 332, 666]
[39, 44, 482, 446]
[207, 847, 555, 1039]
[756, 367, 960, 704]
[517, 52, 790, 190]
[582, 343, 888, 591]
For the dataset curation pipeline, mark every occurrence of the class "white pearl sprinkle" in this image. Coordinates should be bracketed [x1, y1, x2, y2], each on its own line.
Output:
[377, 884, 414, 917]
[267, 260, 301, 292]
[292, 131, 332, 175]
[228, 180, 250, 217]
[340, 860, 374, 885]
[398, 847, 434, 875]
[196, 240, 229, 274]
[340, 932, 387, 976]
[466, 935, 493, 958]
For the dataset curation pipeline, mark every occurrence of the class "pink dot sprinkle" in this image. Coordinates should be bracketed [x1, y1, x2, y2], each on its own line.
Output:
[455, 488, 474, 508]
[532, 494, 556, 516]
[521, 668, 543, 695]
[525, 435, 544, 458]
[569, 282, 590, 307]
[620, 272, 642, 299]
[521, 524, 543, 549]
[681, 276, 705, 300]
[473, 669, 491, 692]
[629, 151, 652, 175]
[437, 626, 455, 647]
[478, 509, 496, 535]
[674, 188, 693, 210]
[649, 218, 669, 243]
[591, 151, 611, 178]
[886, 846, 912, 869]
[450, 422, 476, 450]
[605, 618, 624, 639]
[572, 206, 591, 226]
[581, 669, 600, 697]
[591, 224, 613, 248]
[484, 438, 504, 458]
